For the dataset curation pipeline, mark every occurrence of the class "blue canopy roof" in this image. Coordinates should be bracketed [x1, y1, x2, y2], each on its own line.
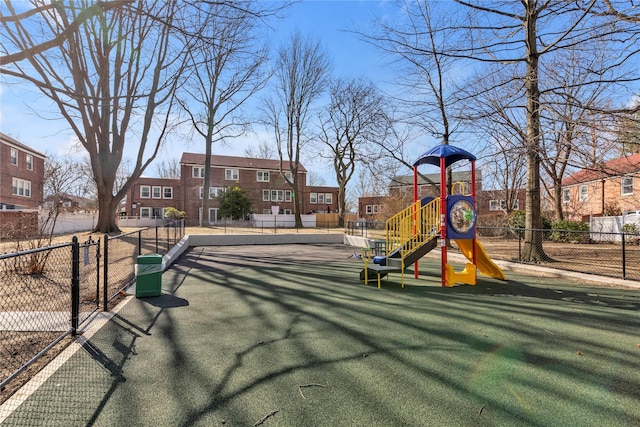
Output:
[413, 144, 476, 168]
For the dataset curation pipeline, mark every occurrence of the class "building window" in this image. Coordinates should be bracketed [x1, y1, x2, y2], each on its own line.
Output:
[26, 154, 33, 170]
[12, 178, 31, 197]
[263, 190, 270, 201]
[366, 205, 373, 214]
[62, 201, 72, 208]
[579, 185, 588, 201]
[10, 148, 18, 166]
[271, 189, 284, 202]
[325, 193, 333, 204]
[310, 192, 317, 204]
[317, 193, 325, 204]
[225, 168, 239, 180]
[140, 207, 151, 219]
[208, 208, 219, 224]
[284, 209, 292, 214]
[257, 171, 270, 182]
[193, 167, 205, 178]
[562, 188, 570, 203]
[285, 190, 292, 202]
[152, 207, 163, 219]
[199, 187, 204, 199]
[209, 187, 224, 199]
[489, 200, 500, 211]
[140, 185, 151, 198]
[283, 171, 293, 183]
[622, 176, 633, 196]
[263, 209, 271, 214]
[373, 205, 380, 214]
[152, 186, 162, 199]
[163, 187, 173, 199]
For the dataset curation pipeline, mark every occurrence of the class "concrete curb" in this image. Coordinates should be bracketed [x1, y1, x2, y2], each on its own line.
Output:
[430, 249, 640, 289]
[162, 233, 346, 271]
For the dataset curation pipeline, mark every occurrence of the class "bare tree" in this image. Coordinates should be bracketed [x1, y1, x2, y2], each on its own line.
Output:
[179, 1, 271, 226]
[358, 0, 468, 194]
[154, 158, 181, 180]
[441, 0, 640, 262]
[243, 140, 277, 159]
[0, 0, 133, 65]
[263, 31, 332, 227]
[365, 0, 464, 146]
[538, 36, 630, 220]
[306, 171, 326, 187]
[460, 66, 528, 216]
[318, 77, 387, 226]
[1, 0, 186, 232]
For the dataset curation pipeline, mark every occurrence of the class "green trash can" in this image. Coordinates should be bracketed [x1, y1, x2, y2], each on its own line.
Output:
[136, 254, 163, 297]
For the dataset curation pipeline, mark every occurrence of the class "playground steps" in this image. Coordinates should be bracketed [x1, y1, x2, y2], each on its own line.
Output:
[360, 198, 440, 287]
[387, 236, 438, 268]
[359, 236, 438, 282]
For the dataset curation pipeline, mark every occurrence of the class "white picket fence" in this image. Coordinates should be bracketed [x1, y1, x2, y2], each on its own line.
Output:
[40, 212, 98, 235]
[590, 211, 640, 242]
[251, 214, 316, 228]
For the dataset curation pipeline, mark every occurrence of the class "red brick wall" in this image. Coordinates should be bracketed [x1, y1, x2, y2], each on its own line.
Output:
[0, 142, 45, 209]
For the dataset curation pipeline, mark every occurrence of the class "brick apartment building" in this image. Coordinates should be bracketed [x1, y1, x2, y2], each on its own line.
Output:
[357, 170, 530, 225]
[126, 153, 339, 225]
[561, 153, 640, 221]
[358, 171, 486, 219]
[0, 133, 46, 210]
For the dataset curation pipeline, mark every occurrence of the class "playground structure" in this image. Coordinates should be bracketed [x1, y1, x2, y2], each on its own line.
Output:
[361, 144, 506, 288]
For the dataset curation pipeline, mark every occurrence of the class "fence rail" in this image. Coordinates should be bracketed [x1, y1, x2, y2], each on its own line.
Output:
[471, 226, 640, 281]
[0, 220, 185, 394]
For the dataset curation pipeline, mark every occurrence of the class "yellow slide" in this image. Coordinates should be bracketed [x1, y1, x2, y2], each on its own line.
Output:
[454, 239, 506, 281]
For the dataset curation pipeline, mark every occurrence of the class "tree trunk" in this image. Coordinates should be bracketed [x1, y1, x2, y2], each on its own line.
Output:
[94, 192, 120, 233]
[292, 176, 303, 228]
[338, 181, 347, 227]
[553, 180, 564, 221]
[521, 2, 550, 263]
[202, 136, 213, 228]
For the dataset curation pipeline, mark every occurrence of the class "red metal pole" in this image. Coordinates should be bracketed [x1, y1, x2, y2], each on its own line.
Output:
[414, 165, 419, 278]
[440, 157, 447, 287]
[471, 160, 477, 267]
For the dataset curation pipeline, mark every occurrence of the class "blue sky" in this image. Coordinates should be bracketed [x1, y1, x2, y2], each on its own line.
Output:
[0, 1, 401, 185]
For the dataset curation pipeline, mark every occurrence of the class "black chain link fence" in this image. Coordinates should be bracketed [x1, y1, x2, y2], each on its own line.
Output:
[469, 227, 640, 281]
[0, 220, 184, 402]
[346, 220, 385, 237]
[0, 237, 99, 396]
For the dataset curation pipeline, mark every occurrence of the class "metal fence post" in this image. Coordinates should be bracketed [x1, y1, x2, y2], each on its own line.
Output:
[518, 231, 522, 261]
[71, 236, 79, 336]
[622, 232, 627, 280]
[95, 238, 101, 310]
[155, 225, 159, 253]
[138, 230, 142, 256]
[103, 234, 109, 312]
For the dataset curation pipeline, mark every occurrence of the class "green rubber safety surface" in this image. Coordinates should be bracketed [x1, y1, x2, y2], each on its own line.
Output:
[3, 244, 640, 426]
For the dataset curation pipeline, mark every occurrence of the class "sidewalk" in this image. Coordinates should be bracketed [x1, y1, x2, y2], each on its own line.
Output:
[2, 243, 639, 426]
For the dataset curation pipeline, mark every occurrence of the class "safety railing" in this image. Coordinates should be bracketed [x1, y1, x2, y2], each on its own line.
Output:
[385, 198, 440, 258]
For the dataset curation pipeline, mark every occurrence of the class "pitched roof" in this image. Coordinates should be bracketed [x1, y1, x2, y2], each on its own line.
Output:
[180, 153, 306, 172]
[562, 153, 640, 186]
[0, 132, 47, 158]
